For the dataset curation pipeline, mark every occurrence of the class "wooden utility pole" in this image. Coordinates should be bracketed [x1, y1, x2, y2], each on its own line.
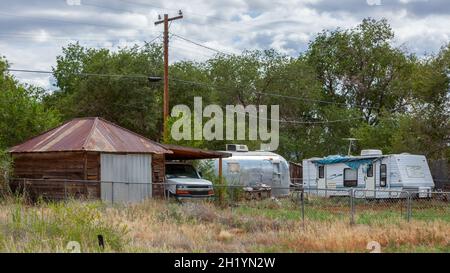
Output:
[155, 11, 183, 141]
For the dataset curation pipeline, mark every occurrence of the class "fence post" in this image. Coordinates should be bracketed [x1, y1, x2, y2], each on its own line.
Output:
[230, 186, 234, 210]
[407, 192, 412, 222]
[23, 178, 27, 200]
[301, 189, 305, 230]
[350, 189, 355, 225]
[64, 179, 67, 200]
[111, 182, 114, 204]
[163, 183, 167, 201]
[127, 182, 130, 203]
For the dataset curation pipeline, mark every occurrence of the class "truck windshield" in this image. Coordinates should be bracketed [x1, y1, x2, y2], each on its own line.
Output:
[166, 164, 200, 179]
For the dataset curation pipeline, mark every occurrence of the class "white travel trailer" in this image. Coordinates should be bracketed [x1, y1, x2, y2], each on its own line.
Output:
[209, 144, 291, 196]
[303, 150, 435, 199]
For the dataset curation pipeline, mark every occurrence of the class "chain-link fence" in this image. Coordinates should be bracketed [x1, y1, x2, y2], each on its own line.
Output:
[4, 178, 449, 226]
[409, 191, 449, 221]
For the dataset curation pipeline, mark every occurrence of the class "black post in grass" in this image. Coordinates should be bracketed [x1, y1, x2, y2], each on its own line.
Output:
[98, 235, 105, 250]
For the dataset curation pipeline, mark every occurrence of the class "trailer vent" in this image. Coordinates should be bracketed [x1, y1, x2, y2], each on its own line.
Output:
[226, 144, 249, 152]
[360, 149, 383, 156]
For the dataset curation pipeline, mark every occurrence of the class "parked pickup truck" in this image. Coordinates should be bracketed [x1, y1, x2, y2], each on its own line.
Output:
[165, 162, 214, 199]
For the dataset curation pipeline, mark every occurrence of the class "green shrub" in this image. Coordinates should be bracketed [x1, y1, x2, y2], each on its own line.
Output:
[0, 150, 12, 195]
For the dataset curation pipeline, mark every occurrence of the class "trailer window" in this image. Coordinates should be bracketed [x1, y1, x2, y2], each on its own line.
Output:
[380, 164, 387, 187]
[367, 164, 373, 177]
[406, 166, 424, 178]
[318, 166, 324, 179]
[344, 168, 357, 187]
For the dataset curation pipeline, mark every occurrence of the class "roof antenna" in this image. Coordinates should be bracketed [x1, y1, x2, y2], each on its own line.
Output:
[343, 138, 360, 156]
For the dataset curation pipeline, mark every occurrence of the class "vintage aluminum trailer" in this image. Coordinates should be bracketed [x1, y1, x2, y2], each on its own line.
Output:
[209, 145, 291, 196]
[302, 150, 435, 199]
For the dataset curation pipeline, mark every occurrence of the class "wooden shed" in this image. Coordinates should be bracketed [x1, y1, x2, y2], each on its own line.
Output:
[9, 117, 172, 202]
[289, 162, 302, 185]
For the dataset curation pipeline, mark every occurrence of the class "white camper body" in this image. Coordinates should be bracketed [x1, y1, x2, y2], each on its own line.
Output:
[303, 151, 435, 199]
[209, 146, 291, 196]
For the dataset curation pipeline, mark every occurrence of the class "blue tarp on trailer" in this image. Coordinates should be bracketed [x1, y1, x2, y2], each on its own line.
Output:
[313, 155, 380, 170]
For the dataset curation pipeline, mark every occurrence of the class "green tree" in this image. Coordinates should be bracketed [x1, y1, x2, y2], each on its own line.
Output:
[47, 42, 165, 140]
[391, 44, 450, 159]
[0, 57, 60, 150]
[306, 18, 414, 125]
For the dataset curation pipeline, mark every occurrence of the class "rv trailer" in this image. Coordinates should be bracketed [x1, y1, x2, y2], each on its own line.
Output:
[209, 144, 291, 197]
[303, 150, 435, 199]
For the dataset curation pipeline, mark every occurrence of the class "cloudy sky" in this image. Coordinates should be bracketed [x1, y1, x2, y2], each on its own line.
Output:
[1, 0, 449, 90]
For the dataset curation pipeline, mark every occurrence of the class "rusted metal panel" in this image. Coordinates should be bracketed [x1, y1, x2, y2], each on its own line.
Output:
[9, 117, 171, 155]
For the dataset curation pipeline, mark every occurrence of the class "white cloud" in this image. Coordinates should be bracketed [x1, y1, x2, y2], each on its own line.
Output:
[0, 0, 448, 89]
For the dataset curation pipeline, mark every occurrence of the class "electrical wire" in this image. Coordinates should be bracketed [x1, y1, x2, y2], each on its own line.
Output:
[6, 69, 152, 79]
[171, 33, 234, 56]
[6, 68, 363, 124]
[169, 78, 382, 110]
[0, 11, 148, 31]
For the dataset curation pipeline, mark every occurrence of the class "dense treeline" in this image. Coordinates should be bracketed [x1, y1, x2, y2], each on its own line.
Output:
[1, 18, 449, 164]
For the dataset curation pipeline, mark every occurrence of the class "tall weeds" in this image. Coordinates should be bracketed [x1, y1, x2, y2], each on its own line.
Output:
[0, 198, 448, 253]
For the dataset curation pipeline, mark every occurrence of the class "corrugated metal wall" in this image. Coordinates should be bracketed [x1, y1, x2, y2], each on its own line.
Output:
[100, 153, 152, 203]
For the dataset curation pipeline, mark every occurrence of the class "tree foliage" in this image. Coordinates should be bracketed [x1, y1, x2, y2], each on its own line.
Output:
[48, 42, 165, 140]
[11, 18, 447, 161]
[0, 57, 60, 150]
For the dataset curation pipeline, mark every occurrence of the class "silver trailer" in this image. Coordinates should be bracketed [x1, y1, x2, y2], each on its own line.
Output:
[303, 150, 435, 199]
[208, 145, 291, 196]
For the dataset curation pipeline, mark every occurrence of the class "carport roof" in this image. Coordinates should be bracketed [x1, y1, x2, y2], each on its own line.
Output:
[163, 144, 231, 160]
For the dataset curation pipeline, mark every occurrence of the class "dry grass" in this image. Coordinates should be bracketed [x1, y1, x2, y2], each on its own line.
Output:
[0, 198, 448, 253]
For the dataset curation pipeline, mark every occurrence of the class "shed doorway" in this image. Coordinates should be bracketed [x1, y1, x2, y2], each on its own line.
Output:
[100, 154, 152, 203]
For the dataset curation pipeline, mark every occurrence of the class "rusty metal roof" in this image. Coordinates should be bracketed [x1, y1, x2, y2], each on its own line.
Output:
[163, 144, 231, 160]
[9, 117, 172, 154]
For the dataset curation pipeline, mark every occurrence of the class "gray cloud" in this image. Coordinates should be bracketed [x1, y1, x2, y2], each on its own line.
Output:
[0, 0, 448, 90]
[307, 0, 450, 17]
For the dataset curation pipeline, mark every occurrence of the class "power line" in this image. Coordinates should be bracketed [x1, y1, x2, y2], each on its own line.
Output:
[6, 68, 364, 125]
[116, 0, 232, 23]
[81, 2, 144, 14]
[7, 68, 380, 111]
[222, 105, 364, 124]
[0, 30, 162, 39]
[253, 91, 381, 110]
[169, 78, 382, 110]
[113, 0, 268, 39]
[171, 33, 235, 55]
[0, 11, 148, 30]
[170, 41, 219, 58]
[6, 69, 153, 79]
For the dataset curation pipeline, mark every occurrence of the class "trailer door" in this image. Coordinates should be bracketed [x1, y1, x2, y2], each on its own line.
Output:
[317, 165, 326, 194]
[365, 163, 375, 198]
[272, 161, 281, 185]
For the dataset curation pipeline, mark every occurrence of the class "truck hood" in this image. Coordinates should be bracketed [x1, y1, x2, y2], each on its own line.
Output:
[166, 178, 213, 186]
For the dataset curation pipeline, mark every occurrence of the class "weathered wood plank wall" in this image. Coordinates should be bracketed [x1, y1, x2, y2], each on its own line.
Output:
[151, 153, 166, 197]
[10, 152, 100, 200]
[10, 151, 167, 200]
